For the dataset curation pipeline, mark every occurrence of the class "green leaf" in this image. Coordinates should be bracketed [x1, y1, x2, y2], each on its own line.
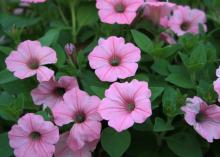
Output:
[101, 127, 131, 157]
[131, 29, 153, 54]
[153, 117, 174, 132]
[165, 72, 194, 89]
[0, 133, 13, 157]
[90, 86, 105, 98]
[76, 4, 98, 30]
[188, 44, 207, 71]
[0, 46, 12, 55]
[166, 132, 202, 157]
[0, 13, 40, 30]
[0, 69, 17, 85]
[52, 44, 66, 67]
[39, 29, 61, 46]
[151, 59, 170, 76]
[0, 94, 24, 121]
[162, 87, 183, 117]
[150, 87, 164, 101]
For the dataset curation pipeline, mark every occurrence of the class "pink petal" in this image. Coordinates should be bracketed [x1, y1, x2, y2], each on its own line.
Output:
[36, 66, 54, 82]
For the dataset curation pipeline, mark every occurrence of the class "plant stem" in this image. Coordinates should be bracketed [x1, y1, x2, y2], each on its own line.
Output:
[70, 1, 77, 43]
[55, 0, 68, 26]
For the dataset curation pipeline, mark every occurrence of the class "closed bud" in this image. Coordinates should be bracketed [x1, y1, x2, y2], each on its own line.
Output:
[65, 43, 75, 56]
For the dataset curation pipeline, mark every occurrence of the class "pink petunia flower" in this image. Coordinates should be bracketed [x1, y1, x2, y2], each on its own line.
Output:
[213, 66, 220, 102]
[181, 96, 220, 143]
[52, 88, 102, 151]
[31, 76, 78, 109]
[143, 1, 176, 24]
[96, 0, 144, 24]
[5, 40, 57, 82]
[55, 132, 99, 157]
[21, 0, 46, 3]
[99, 79, 152, 132]
[8, 113, 59, 157]
[168, 6, 207, 36]
[88, 36, 141, 82]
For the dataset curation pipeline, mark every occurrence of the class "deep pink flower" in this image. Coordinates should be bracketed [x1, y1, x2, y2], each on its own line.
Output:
[168, 6, 207, 36]
[99, 79, 152, 132]
[181, 96, 220, 143]
[8, 113, 59, 157]
[31, 76, 78, 109]
[52, 88, 102, 151]
[143, 2, 176, 24]
[21, 0, 46, 3]
[96, 0, 144, 24]
[5, 40, 57, 82]
[55, 132, 99, 157]
[88, 36, 141, 82]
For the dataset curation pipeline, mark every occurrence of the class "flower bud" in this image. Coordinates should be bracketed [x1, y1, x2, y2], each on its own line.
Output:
[65, 43, 75, 56]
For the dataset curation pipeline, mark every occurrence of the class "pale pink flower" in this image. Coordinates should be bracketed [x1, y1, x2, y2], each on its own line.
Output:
[21, 0, 46, 3]
[52, 88, 102, 151]
[99, 79, 152, 132]
[88, 36, 141, 82]
[168, 6, 207, 36]
[8, 113, 59, 157]
[143, 2, 176, 24]
[31, 76, 78, 109]
[96, 0, 144, 24]
[55, 132, 99, 157]
[213, 66, 220, 102]
[181, 96, 220, 143]
[5, 40, 57, 82]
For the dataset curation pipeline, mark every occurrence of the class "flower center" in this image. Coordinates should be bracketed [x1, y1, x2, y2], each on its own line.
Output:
[75, 113, 85, 123]
[110, 56, 120, 66]
[127, 103, 135, 112]
[195, 112, 206, 122]
[55, 87, 66, 96]
[180, 21, 191, 31]
[115, 4, 125, 13]
[27, 59, 40, 70]
[30, 131, 41, 140]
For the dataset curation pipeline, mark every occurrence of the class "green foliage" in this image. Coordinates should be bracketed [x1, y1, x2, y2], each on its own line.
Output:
[101, 127, 131, 157]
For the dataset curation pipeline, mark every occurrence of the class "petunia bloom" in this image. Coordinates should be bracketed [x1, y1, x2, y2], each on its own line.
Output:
[31, 76, 78, 109]
[99, 79, 152, 132]
[52, 88, 102, 151]
[5, 40, 57, 82]
[143, 1, 176, 25]
[213, 66, 220, 102]
[55, 132, 99, 157]
[181, 96, 220, 143]
[21, 0, 46, 3]
[168, 6, 207, 36]
[88, 36, 141, 82]
[96, 0, 144, 24]
[8, 113, 59, 157]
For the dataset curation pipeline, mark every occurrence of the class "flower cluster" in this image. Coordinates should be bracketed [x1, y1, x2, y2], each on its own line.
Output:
[4, 0, 219, 157]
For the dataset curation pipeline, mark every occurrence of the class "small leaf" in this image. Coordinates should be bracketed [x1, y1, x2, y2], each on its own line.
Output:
[39, 29, 61, 46]
[165, 73, 194, 89]
[90, 86, 105, 98]
[153, 117, 174, 132]
[101, 127, 131, 157]
[0, 69, 17, 85]
[151, 59, 170, 76]
[131, 29, 153, 54]
[150, 87, 164, 101]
